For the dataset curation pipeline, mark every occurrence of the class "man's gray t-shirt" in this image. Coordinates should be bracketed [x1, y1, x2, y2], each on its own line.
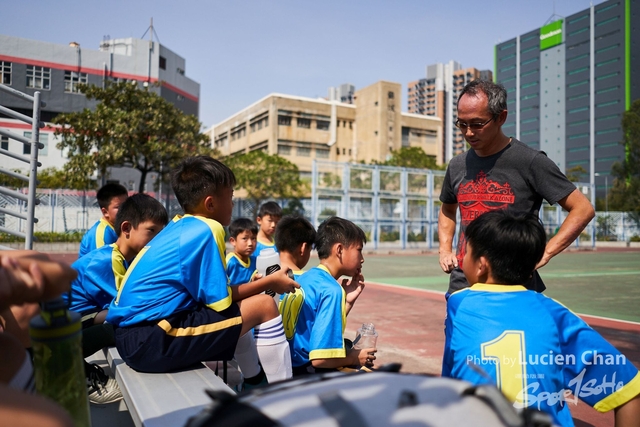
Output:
[440, 139, 576, 294]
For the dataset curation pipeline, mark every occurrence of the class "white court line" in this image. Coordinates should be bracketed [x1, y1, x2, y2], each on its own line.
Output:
[366, 280, 640, 327]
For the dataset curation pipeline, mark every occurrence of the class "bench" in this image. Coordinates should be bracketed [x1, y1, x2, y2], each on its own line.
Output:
[105, 347, 234, 427]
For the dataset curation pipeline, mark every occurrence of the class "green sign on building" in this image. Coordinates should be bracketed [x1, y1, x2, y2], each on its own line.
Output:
[540, 20, 563, 50]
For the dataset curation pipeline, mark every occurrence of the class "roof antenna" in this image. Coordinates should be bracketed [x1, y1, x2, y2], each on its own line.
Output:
[140, 17, 161, 44]
[543, 0, 564, 25]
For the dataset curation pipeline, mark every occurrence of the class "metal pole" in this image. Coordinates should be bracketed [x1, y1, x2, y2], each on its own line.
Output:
[25, 91, 41, 249]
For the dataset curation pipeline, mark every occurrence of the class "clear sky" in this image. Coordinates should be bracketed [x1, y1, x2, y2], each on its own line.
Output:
[4, 0, 604, 129]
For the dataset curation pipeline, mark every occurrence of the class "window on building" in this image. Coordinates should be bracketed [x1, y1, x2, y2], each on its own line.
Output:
[316, 148, 329, 158]
[278, 116, 291, 126]
[1, 136, 8, 150]
[1, 61, 11, 85]
[23, 132, 48, 156]
[316, 120, 330, 131]
[64, 71, 88, 93]
[297, 118, 311, 128]
[26, 65, 51, 90]
[336, 147, 340, 155]
[159, 56, 167, 70]
[388, 91, 394, 99]
[297, 146, 311, 157]
[277, 145, 291, 156]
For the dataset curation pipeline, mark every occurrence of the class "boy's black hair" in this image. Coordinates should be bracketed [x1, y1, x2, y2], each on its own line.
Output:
[315, 216, 366, 260]
[465, 210, 546, 285]
[97, 183, 128, 209]
[258, 201, 282, 219]
[114, 193, 169, 237]
[171, 156, 236, 213]
[275, 215, 316, 253]
[229, 217, 258, 239]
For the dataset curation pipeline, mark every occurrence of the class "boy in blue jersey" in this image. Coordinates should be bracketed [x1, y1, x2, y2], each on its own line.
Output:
[226, 218, 258, 286]
[107, 156, 298, 386]
[78, 183, 128, 258]
[255, 201, 282, 254]
[280, 216, 375, 376]
[68, 194, 168, 324]
[274, 215, 316, 277]
[69, 193, 168, 404]
[442, 210, 640, 426]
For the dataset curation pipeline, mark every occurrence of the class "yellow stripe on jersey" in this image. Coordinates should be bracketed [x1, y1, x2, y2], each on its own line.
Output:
[114, 246, 149, 305]
[157, 316, 242, 337]
[206, 286, 233, 312]
[310, 347, 346, 360]
[110, 244, 127, 291]
[226, 252, 251, 268]
[96, 218, 114, 249]
[594, 372, 640, 412]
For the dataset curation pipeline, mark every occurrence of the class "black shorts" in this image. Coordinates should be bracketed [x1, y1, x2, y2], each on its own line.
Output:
[115, 303, 243, 373]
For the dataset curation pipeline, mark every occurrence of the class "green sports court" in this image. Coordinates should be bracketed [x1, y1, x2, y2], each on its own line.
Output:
[360, 250, 640, 323]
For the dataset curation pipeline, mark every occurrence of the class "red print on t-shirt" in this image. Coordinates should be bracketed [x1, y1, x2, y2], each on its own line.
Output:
[456, 171, 515, 267]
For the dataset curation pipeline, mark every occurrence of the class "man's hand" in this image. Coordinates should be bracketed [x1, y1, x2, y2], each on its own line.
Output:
[439, 251, 458, 274]
[0, 256, 45, 311]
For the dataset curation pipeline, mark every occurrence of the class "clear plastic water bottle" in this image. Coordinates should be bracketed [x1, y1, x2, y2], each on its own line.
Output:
[354, 323, 378, 350]
[30, 297, 91, 427]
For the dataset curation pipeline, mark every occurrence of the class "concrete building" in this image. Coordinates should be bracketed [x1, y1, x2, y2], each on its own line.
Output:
[494, 0, 639, 197]
[0, 34, 200, 190]
[207, 80, 443, 179]
[408, 62, 492, 162]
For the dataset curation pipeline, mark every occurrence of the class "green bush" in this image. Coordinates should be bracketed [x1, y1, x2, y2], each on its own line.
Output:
[0, 231, 84, 243]
[630, 235, 640, 242]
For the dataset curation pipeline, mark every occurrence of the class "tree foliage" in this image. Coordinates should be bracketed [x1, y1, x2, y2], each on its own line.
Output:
[224, 151, 308, 217]
[53, 81, 214, 192]
[0, 167, 88, 190]
[374, 146, 444, 170]
[565, 165, 588, 182]
[609, 99, 640, 220]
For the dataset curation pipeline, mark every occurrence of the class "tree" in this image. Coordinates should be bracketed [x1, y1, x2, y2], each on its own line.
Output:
[224, 151, 308, 217]
[565, 165, 587, 182]
[376, 146, 444, 170]
[53, 81, 215, 193]
[609, 99, 640, 220]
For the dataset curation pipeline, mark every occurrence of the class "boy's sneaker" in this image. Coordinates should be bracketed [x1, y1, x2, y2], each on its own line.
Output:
[86, 363, 123, 404]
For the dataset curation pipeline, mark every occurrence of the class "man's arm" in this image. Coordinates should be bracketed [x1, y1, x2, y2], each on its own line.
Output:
[615, 394, 640, 427]
[230, 268, 298, 302]
[537, 189, 595, 269]
[438, 202, 459, 273]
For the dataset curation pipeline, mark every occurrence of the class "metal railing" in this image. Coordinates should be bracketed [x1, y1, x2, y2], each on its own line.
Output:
[0, 83, 45, 249]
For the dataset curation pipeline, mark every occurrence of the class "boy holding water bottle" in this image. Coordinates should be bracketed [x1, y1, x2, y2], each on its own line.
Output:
[280, 216, 375, 375]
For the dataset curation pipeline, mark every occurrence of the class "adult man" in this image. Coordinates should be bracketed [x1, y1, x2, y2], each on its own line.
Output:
[438, 79, 594, 295]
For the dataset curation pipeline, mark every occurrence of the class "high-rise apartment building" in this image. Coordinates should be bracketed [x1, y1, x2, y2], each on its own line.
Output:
[495, 0, 639, 197]
[207, 80, 443, 178]
[408, 62, 492, 162]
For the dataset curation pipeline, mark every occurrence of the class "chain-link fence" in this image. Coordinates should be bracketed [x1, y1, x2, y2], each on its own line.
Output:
[2, 166, 638, 248]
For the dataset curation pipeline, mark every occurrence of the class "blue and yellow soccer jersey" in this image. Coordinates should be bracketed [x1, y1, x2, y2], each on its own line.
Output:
[106, 215, 232, 328]
[279, 265, 346, 367]
[64, 243, 128, 317]
[226, 253, 257, 286]
[442, 284, 640, 426]
[79, 218, 118, 258]
[255, 239, 277, 255]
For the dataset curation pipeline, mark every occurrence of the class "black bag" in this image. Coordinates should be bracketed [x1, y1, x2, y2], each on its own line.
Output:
[185, 366, 554, 427]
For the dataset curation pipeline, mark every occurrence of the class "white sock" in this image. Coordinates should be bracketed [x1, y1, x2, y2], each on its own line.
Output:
[234, 331, 261, 379]
[254, 315, 292, 382]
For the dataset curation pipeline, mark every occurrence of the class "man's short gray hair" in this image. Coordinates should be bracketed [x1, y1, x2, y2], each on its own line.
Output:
[458, 80, 507, 116]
